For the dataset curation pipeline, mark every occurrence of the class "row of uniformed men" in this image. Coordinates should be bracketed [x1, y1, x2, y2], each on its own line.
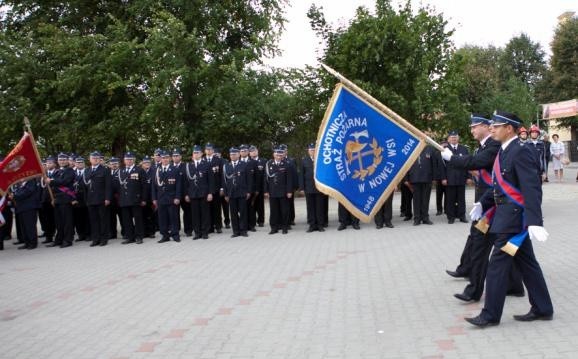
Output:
[0, 143, 335, 250]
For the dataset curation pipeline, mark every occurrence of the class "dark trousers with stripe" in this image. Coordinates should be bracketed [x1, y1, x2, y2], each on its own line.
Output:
[229, 197, 247, 234]
[158, 203, 180, 240]
[481, 233, 553, 322]
[374, 194, 393, 227]
[121, 205, 144, 241]
[412, 183, 431, 222]
[17, 209, 38, 248]
[54, 203, 74, 246]
[446, 185, 466, 220]
[88, 204, 108, 244]
[305, 193, 327, 229]
[190, 198, 210, 236]
[269, 196, 290, 231]
[462, 229, 524, 300]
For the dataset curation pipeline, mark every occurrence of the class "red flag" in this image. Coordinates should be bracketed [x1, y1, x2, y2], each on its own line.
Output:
[0, 132, 44, 195]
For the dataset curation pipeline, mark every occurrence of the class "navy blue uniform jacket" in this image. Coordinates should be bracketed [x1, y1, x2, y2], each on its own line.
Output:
[480, 139, 543, 234]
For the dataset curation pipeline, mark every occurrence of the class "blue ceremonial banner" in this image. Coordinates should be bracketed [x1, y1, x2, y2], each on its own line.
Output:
[314, 84, 426, 222]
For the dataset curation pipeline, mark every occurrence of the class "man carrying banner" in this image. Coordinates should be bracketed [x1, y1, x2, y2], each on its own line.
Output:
[464, 111, 553, 327]
[11, 179, 42, 250]
[443, 114, 524, 302]
[45, 153, 76, 248]
[0, 130, 46, 248]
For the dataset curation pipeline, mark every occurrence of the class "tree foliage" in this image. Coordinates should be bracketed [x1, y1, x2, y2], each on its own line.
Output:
[308, 0, 468, 138]
[0, 0, 286, 156]
[537, 16, 578, 127]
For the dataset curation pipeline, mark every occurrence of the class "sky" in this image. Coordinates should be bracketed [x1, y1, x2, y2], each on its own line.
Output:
[264, 0, 576, 68]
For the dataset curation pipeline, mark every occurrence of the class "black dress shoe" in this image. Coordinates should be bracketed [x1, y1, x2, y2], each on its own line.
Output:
[282, 229, 288, 234]
[385, 222, 394, 228]
[202, 235, 208, 239]
[337, 224, 347, 231]
[173, 237, 181, 242]
[454, 293, 477, 302]
[422, 219, 433, 225]
[136, 239, 143, 244]
[465, 315, 499, 328]
[413, 220, 420, 226]
[445, 270, 467, 278]
[192, 235, 201, 240]
[27, 246, 37, 250]
[352, 223, 360, 230]
[46, 243, 60, 248]
[90, 242, 100, 247]
[403, 216, 412, 221]
[249, 228, 256, 232]
[122, 240, 135, 244]
[216, 228, 223, 233]
[513, 311, 553, 322]
[99, 241, 107, 246]
[459, 217, 468, 223]
[448, 218, 455, 224]
[185, 232, 192, 237]
[435, 211, 442, 216]
[158, 238, 170, 243]
[375, 224, 384, 229]
[231, 233, 240, 238]
[41, 239, 53, 244]
[18, 245, 29, 250]
[268, 230, 278, 235]
[306, 227, 315, 233]
[241, 232, 248, 237]
[318, 227, 325, 232]
[60, 243, 72, 248]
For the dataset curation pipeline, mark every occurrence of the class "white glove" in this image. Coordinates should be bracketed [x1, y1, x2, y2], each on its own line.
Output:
[469, 202, 482, 221]
[528, 226, 549, 242]
[441, 148, 453, 161]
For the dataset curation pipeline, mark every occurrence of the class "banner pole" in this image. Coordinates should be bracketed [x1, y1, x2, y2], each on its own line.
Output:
[320, 63, 444, 152]
[23, 117, 55, 205]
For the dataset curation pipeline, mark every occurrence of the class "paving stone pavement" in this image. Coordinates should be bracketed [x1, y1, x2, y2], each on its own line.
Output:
[1, 168, 578, 359]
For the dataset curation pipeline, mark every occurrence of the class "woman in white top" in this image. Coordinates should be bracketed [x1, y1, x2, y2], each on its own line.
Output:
[550, 134, 565, 182]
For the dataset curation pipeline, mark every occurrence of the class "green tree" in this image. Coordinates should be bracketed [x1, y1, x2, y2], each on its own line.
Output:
[498, 33, 546, 90]
[451, 45, 503, 113]
[308, 0, 467, 137]
[536, 16, 578, 127]
[0, 1, 286, 156]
